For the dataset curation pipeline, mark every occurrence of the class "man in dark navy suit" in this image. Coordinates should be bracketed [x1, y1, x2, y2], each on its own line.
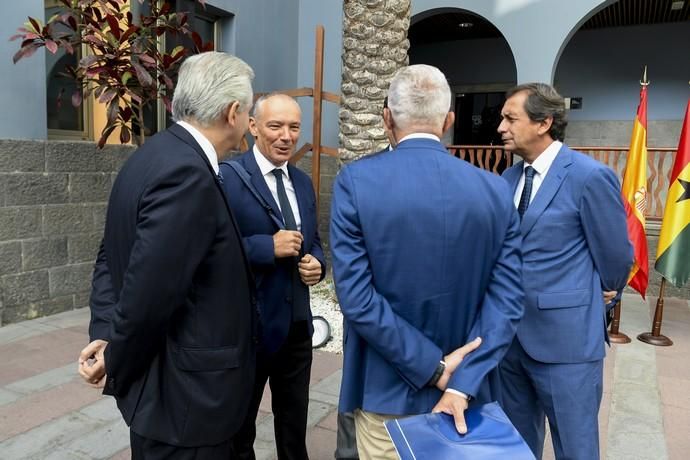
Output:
[78, 52, 258, 459]
[220, 93, 326, 460]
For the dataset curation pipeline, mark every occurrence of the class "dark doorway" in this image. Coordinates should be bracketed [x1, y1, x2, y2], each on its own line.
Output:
[454, 92, 505, 146]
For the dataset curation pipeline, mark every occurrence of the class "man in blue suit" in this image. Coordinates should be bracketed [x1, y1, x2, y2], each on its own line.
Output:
[330, 64, 524, 459]
[498, 83, 633, 460]
[220, 93, 325, 460]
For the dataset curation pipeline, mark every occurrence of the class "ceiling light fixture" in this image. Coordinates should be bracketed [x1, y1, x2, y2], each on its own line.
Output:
[671, 1, 684, 11]
[458, 22, 474, 28]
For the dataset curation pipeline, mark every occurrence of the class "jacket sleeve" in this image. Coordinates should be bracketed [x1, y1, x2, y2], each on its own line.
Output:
[305, 178, 326, 280]
[103, 164, 218, 395]
[330, 167, 442, 391]
[580, 167, 634, 291]
[449, 191, 525, 397]
[88, 240, 116, 341]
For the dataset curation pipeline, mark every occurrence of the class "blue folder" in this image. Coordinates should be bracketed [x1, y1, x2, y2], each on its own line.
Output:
[384, 402, 535, 460]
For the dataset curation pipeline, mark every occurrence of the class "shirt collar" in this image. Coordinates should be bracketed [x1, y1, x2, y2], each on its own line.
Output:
[176, 121, 219, 174]
[525, 140, 563, 176]
[398, 133, 441, 144]
[253, 145, 289, 179]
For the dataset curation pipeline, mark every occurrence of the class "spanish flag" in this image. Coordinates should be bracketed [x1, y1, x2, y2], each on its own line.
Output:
[655, 100, 690, 287]
[621, 84, 649, 298]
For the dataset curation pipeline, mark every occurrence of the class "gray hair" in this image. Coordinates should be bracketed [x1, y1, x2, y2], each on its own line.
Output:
[387, 64, 451, 131]
[506, 83, 568, 141]
[172, 52, 254, 127]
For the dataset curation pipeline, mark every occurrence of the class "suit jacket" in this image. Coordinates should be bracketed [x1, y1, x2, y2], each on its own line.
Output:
[88, 124, 257, 446]
[331, 137, 524, 415]
[502, 144, 633, 363]
[219, 150, 325, 354]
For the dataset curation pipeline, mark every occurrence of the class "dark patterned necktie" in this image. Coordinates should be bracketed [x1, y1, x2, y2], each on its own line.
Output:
[272, 169, 297, 230]
[271, 168, 308, 321]
[518, 166, 535, 219]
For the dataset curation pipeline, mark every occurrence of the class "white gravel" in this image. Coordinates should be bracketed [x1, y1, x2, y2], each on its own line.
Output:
[310, 278, 344, 353]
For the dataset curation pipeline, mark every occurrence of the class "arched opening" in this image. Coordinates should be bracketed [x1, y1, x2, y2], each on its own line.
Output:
[554, 0, 690, 148]
[408, 8, 517, 150]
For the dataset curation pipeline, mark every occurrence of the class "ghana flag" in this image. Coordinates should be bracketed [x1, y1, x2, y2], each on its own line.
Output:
[621, 84, 649, 298]
[655, 100, 690, 287]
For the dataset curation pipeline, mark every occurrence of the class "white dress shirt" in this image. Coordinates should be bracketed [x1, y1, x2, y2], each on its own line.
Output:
[176, 121, 220, 174]
[398, 133, 441, 143]
[253, 146, 302, 231]
[513, 141, 563, 208]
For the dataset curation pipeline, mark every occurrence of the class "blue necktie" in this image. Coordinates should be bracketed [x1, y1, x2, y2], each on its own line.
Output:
[216, 170, 224, 185]
[518, 166, 535, 219]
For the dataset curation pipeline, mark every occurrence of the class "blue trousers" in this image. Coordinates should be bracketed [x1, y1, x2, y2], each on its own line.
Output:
[499, 339, 603, 460]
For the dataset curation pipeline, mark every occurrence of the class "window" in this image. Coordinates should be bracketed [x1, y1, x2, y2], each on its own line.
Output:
[44, 0, 227, 141]
[145, 0, 227, 135]
[45, 0, 92, 140]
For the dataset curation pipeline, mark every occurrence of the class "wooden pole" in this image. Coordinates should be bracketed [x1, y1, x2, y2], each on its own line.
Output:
[608, 300, 631, 344]
[638, 278, 674, 346]
[311, 25, 325, 211]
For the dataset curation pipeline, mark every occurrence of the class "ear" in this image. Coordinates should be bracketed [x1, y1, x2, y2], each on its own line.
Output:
[442, 111, 455, 135]
[383, 107, 396, 131]
[226, 101, 240, 127]
[248, 116, 259, 137]
[537, 116, 553, 136]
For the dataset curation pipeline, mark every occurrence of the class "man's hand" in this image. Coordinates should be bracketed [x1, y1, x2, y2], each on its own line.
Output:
[78, 339, 108, 388]
[603, 290, 617, 304]
[298, 254, 322, 286]
[273, 230, 303, 258]
[435, 337, 482, 391]
[432, 391, 470, 434]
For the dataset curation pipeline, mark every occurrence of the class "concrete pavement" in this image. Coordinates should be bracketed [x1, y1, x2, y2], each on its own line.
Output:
[0, 293, 688, 459]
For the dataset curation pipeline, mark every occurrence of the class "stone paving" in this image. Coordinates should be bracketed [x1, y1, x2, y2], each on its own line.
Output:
[0, 293, 688, 459]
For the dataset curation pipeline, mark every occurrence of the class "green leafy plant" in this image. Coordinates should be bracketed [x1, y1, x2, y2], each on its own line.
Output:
[11, 0, 212, 147]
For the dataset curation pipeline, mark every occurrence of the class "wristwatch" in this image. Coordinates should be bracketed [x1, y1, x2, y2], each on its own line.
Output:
[427, 360, 447, 387]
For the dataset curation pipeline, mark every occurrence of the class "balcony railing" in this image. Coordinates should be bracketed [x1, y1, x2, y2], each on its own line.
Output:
[447, 145, 677, 222]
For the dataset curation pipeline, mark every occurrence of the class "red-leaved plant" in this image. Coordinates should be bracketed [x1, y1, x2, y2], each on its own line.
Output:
[11, 0, 212, 147]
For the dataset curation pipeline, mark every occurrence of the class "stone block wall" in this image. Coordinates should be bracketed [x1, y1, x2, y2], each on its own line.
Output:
[2, 137, 686, 326]
[565, 120, 682, 147]
[0, 140, 133, 325]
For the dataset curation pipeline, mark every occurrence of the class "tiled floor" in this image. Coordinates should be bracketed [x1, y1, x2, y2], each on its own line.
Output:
[0, 293, 688, 459]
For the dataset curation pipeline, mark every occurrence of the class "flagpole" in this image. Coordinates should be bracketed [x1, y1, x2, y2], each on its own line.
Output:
[613, 66, 651, 343]
[637, 277, 673, 346]
[608, 300, 631, 343]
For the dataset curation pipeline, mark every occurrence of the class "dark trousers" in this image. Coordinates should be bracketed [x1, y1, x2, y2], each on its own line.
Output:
[131, 430, 235, 460]
[334, 412, 359, 459]
[233, 320, 313, 460]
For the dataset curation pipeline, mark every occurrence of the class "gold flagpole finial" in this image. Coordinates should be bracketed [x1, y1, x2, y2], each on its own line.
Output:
[640, 65, 650, 86]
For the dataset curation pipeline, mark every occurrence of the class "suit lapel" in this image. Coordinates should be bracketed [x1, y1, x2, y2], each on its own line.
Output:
[503, 161, 524, 197]
[520, 146, 572, 237]
[243, 152, 285, 227]
[289, 164, 311, 239]
[168, 124, 254, 279]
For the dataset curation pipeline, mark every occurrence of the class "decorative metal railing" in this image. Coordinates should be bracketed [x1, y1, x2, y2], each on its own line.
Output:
[447, 145, 677, 222]
[446, 145, 513, 174]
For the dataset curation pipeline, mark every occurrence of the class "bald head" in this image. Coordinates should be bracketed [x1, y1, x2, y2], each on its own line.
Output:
[249, 93, 302, 166]
[252, 93, 301, 122]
